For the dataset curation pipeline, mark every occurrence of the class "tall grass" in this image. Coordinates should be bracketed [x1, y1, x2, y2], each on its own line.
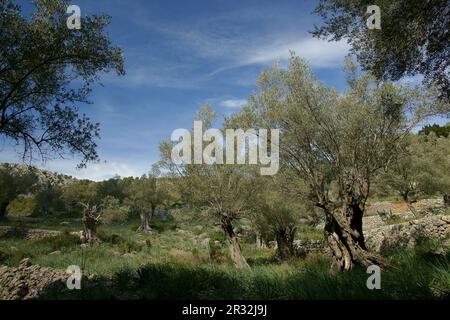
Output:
[38, 240, 449, 300]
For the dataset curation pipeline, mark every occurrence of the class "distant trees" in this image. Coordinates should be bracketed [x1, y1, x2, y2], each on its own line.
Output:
[61, 180, 98, 213]
[312, 0, 450, 101]
[125, 173, 171, 233]
[99, 195, 130, 224]
[376, 132, 450, 209]
[96, 176, 126, 202]
[34, 183, 64, 216]
[0, 164, 37, 216]
[229, 55, 443, 271]
[419, 123, 450, 138]
[0, 0, 124, 166]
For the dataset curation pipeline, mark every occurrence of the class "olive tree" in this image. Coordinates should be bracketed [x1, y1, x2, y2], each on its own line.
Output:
[229, 55, 443, 271]
[413, 133, 450, 207]
[158, 106, 255, 268]
[312, 0, 450, 101]
[125, 173, 170, 233]
[251, 175, 308, 261]
[376, 132, 450, 210]
[0, 0, 124, 166]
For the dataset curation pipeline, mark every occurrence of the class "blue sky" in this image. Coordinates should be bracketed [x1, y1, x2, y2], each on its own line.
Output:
[1, 0, 442, 180]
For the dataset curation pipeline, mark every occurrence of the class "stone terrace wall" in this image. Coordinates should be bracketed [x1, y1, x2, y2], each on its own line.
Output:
[365, 215, 450, 252]
[0, 259, 67, 300]
[0, 226, 62, 240]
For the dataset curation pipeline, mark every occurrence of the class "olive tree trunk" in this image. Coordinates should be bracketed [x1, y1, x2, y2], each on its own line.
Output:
[81, 204, 101, 246]
[255, 231, 267, 249]
[137, 207, 154, 233]
[0, 201, 9, 217]
[323, 201, 386, 272]
[221, 216, 249, 268]
[275, 227, 296, 260]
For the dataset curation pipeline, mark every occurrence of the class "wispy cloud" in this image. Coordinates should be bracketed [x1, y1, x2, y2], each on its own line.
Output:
[243, 37, 350, 68]
[219, 99, 247, 108]
[120, 7, 351, 88]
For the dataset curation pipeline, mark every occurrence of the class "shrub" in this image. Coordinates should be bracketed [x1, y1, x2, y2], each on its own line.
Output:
[6, 196, 37, 217]
[100, 196, 130, 224]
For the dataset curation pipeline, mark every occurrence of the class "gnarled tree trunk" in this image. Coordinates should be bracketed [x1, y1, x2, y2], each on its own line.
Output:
[81, 204, 101, 246]
[221, 216, 249, 268]
[324, 201, 386, 272]
[0, 201, 9, 217]
[275, 227, 296, 260]
[137, 209, 152, 233]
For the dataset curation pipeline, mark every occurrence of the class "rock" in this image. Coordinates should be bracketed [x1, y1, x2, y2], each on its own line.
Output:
[20, 258, 32, 267]
[0, 262, 67, 300]
[48, 251, 61, 256]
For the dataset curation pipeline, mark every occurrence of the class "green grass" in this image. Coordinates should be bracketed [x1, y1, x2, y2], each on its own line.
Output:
[38, 241, 450, 300]
[1, 206, 449, 300]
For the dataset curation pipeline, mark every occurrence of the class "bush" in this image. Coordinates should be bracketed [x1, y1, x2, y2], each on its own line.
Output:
[100, 196, 130, 224]
[6, 196, 37, 217]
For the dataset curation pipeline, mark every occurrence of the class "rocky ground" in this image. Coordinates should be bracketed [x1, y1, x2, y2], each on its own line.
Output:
[0, 258, 67, 300]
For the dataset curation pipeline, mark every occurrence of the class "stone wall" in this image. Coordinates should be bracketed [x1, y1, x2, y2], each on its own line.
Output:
[0, 259, 67, 300]
[294, 214, 449, 254]
[365, 215, 450, 252]
[0, 226, 62, 240]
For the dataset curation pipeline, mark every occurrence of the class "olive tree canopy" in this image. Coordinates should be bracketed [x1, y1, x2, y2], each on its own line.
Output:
[0, 0, 124, 166]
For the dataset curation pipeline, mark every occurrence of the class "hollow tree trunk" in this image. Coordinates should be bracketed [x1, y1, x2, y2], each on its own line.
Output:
[221, 216, 249, 268]
[0, 201, 9, 217]
[137, 210, 152, 233]
[81, 206, 101, 246]
[275, 227, 296, 260]
[324, 202, 386, 272]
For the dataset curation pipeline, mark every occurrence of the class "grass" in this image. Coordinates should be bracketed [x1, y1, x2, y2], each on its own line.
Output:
[38, 241, 450, 300]
[1, 206, 449, 300]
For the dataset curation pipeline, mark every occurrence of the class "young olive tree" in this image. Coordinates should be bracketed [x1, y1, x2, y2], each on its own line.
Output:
[412, 133, 450, 207]
[158, 105, 255, 268]
[228, 55, 444, 272]
[251, 175, 308, 261]
[376, 132, 450, 212]
[125, 173, 169, 233]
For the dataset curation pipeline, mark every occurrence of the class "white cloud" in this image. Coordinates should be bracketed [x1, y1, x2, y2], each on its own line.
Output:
[45, 160, 148, 181]
[243, 37, 350, 68]
[0, 146, 148, 181]
[219, 99, 247, 108]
